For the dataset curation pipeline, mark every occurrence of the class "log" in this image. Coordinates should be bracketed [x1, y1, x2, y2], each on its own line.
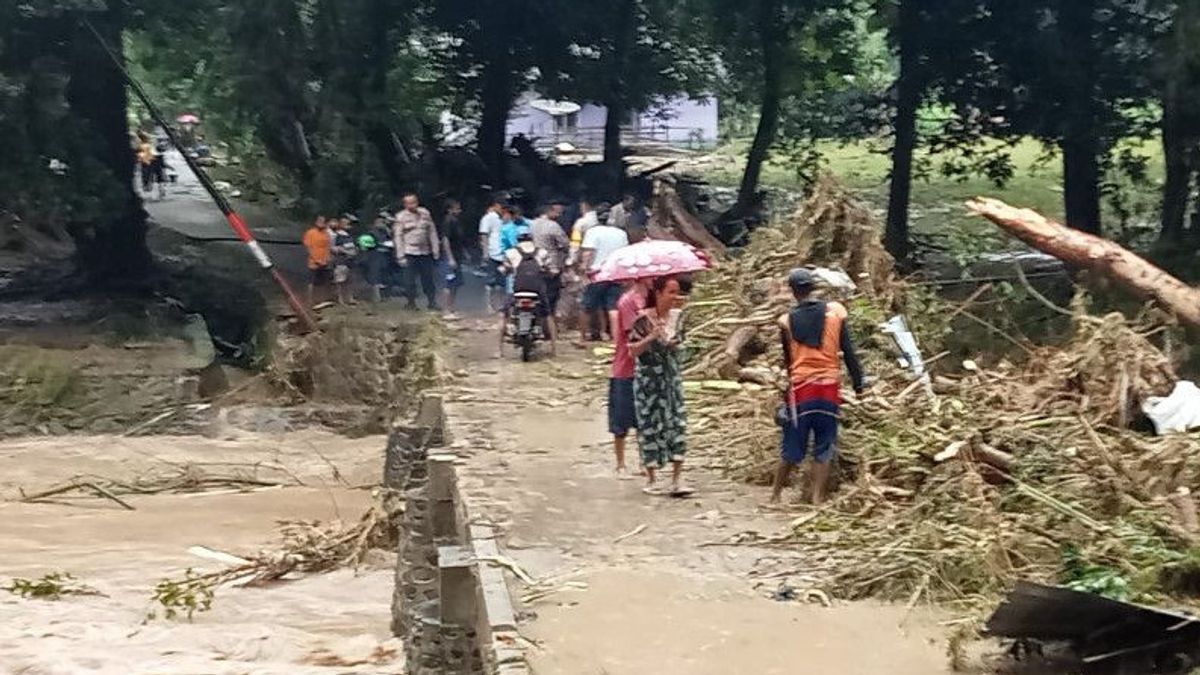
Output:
[718, 326, 759, 379]
[653, 182, 728, 257]
[967, 198, 1200, 331]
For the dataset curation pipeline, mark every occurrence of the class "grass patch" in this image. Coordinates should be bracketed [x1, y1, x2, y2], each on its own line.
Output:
[697, 137, 1165, 253]
[0, 347, 82, 409]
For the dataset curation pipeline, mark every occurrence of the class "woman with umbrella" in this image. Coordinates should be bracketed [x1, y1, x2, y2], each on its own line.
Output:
[594, 241, 711, 496]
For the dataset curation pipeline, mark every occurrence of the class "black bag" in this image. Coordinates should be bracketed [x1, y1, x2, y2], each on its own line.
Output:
[512, 249, 546, 295]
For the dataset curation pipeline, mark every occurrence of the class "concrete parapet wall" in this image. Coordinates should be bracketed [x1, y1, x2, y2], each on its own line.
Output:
[388, 395, 529, 675]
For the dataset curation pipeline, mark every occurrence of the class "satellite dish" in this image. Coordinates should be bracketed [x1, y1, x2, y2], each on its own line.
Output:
[529, 99, 582, 116]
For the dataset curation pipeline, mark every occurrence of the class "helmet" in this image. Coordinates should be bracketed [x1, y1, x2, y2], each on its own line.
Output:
[788, 268, 817, 294]
[357, 233, 377, 250]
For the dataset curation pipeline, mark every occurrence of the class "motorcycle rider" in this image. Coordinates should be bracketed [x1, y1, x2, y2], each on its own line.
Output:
[498, 231, 556, 358]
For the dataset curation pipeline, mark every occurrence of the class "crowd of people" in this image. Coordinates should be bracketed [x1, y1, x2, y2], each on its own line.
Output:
[301, 192, 865, 503]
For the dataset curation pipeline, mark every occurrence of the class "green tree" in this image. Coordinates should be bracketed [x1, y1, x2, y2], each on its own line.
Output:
[1, 0, 151, 283]
[549, 0, 712, 194]
[431, 0, 565, 181]
[943, 0, 1166, 236]
[1158, 0, 1200, 242]
[701, 0, 862, 218]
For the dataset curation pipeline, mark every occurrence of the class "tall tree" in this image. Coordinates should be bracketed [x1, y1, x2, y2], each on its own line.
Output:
[702, 0, 861, 218]
[550, 0, 711, 196]
[883, 0, 921, 263]
[431, 0, 564, 182]
[1, 0, 151, 283]
[1158, 0, 1200, 242]
[951, 0, 1166, 236]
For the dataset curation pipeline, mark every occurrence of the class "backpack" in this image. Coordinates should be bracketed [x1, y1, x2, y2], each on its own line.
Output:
[513, 248, 546, 295]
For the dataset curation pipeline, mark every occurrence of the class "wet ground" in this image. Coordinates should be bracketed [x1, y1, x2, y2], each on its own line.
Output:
[444, 317, 955, 674]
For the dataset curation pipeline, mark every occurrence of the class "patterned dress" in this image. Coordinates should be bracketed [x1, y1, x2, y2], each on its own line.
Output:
[634, 312, 688, 468]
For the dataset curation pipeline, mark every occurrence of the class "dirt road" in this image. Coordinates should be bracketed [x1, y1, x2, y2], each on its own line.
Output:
[444, 319, 954, 675]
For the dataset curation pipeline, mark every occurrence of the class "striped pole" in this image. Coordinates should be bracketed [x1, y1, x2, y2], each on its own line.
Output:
[81, 18, 318, 333]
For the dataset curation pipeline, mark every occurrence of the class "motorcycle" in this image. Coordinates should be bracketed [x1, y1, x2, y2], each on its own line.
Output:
[507, 291, 545, 362]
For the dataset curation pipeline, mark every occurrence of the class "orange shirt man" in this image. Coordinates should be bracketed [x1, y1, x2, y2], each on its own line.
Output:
[770, 268, 866, 506]
[303, 217, 333, 305]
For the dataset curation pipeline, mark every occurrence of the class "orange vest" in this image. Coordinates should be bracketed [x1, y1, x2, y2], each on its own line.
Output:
[781, 301, 847, 386]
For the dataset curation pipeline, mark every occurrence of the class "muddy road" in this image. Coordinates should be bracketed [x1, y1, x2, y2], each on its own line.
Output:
[444, 318, 955, 675]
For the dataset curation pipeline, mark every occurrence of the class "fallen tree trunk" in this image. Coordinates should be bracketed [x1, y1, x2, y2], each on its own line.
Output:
[718, 326, 761, 378]
[652, 181, 728, 257]
[967, 198, 1200, 331]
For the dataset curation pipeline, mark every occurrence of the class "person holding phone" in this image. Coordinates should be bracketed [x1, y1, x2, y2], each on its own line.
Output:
[628, 275, 694, 497]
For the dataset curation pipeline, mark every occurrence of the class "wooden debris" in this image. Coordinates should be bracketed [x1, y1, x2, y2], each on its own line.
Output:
[968, 197, 1200, 331]
[613, 523, 648, 544]
[681, 177, 1200, 609]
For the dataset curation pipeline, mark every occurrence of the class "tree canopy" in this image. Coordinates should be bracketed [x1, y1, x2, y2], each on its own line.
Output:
[1, 0, 1198, 283]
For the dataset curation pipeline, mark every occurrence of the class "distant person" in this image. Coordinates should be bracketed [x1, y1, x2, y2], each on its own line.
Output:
[137, 134, 156, 195]
[568, 199, 598, 268]
[478, 195, 506, 311]
[437, 212, 462, 318]
[628, 275, 693, 496]
[151, 139, 170, 200]
[438, 199, 462, 265]
[499, 203, 531, 298]
[331, 214, 358, 305]
[394, 193, 441, 311]
[607, 276, 649, 477]
[499, 203, 531, 255]
[770, 268, 866, 506]
[360, 210, 394, 302]
[498, 231, 554, 356]
[530, 202, 570, 320]
[607, 193, 635, 231]
[578, 211, 629, 344]
[302, 216, 333, 307]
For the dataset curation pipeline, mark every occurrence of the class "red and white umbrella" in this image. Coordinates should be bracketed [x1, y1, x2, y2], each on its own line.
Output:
[176, 113, 201, 125]
[592, 239, 713, 282]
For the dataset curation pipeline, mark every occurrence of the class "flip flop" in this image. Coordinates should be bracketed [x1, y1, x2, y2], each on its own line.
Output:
[669, 486, 695, 498]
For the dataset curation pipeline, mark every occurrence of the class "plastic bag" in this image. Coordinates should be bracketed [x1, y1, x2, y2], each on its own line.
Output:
[1142, 381, 1200, 435]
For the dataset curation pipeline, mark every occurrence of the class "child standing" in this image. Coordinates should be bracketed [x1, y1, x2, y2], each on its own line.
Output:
[331, 215, 358, 305]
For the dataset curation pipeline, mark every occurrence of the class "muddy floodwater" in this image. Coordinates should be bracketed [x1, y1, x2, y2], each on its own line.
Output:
[0, 431, 403, 674]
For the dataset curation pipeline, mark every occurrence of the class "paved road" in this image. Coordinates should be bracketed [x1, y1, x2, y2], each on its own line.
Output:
[142, 149, 309, 285]
[142, 150, 492, 313]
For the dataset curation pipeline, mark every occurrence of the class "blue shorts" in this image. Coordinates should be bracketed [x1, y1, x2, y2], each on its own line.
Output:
[608, 377, 637, 437]
[439, 259, 463, 289]
[781, 400, 840, 464]
[583, 282, 623, 312]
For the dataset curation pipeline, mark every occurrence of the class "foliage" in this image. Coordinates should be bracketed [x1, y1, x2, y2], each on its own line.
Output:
[6, 572, 102, 600]
[1060, 544, 1132, 601]
[149, 568, 215, 621]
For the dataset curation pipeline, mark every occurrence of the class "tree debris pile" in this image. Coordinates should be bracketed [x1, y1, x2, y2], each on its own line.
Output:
[685, 180, 1200, 608]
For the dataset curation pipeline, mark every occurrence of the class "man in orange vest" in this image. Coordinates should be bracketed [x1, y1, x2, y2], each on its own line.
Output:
[770, 268, 866, 505]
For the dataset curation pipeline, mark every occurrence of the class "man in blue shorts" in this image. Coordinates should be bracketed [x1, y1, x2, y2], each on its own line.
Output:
[578, 212, 629, 343]
[770, 268, 866, 505]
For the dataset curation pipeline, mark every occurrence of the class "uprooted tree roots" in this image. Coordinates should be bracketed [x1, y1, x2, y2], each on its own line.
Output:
[686, 177, 1200, 609]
